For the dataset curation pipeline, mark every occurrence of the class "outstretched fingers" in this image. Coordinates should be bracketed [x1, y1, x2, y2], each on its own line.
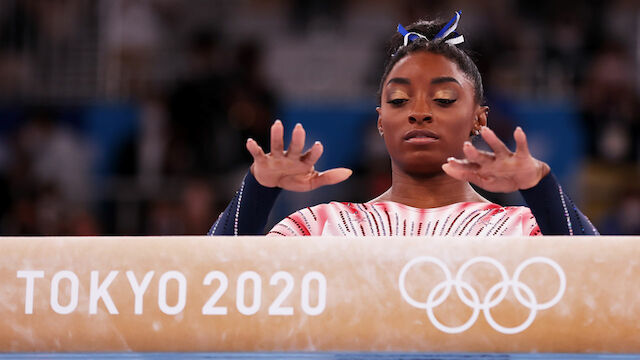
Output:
[480, 126, 511, 157]
[444, 157, 481, 171]
[514, 126, 531, 157]
[270, 120, 285, 156]
[462, 141, 494, 165]
[301, 141, 324, 165]
[442, 160, 487, 187]
[309, 168, 353, 190]
[246, 138, 266, 161]
[287, 123, 306, 157]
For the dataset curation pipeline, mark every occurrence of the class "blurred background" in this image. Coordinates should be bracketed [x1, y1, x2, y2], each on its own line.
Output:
[0, 0, 638, 236]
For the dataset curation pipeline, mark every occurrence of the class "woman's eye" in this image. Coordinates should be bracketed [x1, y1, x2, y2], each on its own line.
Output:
[434, 98, 456, 105]
[387, 99, 408, 105]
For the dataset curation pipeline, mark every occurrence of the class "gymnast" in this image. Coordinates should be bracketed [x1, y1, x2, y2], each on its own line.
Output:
[209, 12, 598, 236]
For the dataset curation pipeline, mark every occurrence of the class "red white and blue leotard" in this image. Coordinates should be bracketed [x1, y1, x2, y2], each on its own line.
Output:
[209, 171, 598, 236]
[267, 201, 540, 237]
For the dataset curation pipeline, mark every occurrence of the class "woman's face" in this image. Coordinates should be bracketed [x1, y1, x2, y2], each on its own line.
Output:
[377, 51, 487, 176]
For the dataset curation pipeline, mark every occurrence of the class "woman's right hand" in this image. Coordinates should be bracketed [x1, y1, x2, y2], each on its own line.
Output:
[246, 120, 352, 192]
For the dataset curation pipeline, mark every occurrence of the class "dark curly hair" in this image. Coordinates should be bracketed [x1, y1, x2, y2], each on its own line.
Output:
[378, 18, 484, 105]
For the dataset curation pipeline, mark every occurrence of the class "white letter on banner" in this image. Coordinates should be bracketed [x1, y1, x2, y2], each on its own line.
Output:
[126, 271, 154, 315]
[50, 271, 79, 314]
[158, 271, 187, 315]
[236, 271, 261, 315]
[17, 270, 44, 314]
[301, 271, 327, 316]
[89, 271, 119, 314]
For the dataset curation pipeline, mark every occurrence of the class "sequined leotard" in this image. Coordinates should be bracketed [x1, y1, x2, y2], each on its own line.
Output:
[209, 171, 598, 236]
[267, 201, 540, 237]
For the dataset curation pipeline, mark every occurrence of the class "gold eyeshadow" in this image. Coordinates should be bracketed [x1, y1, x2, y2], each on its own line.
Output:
[433, 90, 457, 99]
[387, 90, 409, 100]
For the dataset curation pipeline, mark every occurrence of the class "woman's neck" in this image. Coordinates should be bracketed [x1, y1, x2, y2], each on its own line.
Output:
[371, 164, 489, 209]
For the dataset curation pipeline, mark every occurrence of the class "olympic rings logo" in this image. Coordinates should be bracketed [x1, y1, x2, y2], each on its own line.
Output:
[398, 256, 566, 334]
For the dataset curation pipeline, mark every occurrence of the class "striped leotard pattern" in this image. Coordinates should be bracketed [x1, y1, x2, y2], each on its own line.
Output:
[267, 201, 541, 237]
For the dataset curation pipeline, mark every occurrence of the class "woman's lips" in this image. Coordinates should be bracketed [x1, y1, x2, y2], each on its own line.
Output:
[403, 129, 440, 144]
[406, 137, 438, 144]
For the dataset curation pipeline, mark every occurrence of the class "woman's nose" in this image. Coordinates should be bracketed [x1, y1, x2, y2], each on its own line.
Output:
[408, 102, 432, 123]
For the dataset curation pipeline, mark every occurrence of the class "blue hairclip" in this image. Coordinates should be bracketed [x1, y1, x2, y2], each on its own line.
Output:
[397, 11, 465, 47]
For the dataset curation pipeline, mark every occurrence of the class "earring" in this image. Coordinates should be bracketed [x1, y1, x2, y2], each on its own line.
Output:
[473, 129, 480, 136]
[378, 128, 384, 136]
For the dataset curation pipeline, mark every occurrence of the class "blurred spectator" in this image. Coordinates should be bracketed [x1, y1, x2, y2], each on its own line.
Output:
[145, 177, 219, 235]
[147, 198, 183, 235]
[289, 0, 346, 34]
[66, 209, 101, 236]
[0, 2, 37, 99]
[0, 107, 93, 235]
[137, 94, 169, 192]
[167, 32, 277, 176]
[181, 178, 216, 235]
[581, 42, 639, 162]
[226, 40, 278, 165]
[167, 29, 230, 175]
[101, 0, 169, 98]
[17, 108, 93, 204]
[600, 191, 640, 235]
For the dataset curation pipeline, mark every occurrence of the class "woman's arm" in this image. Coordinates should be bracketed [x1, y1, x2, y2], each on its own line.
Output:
[208, 120, 352, 235]
[520, 172, 599, 235]
[208, 171, 281, 235]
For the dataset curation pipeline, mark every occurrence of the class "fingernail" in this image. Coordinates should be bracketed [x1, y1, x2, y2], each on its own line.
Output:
[464, 141, 472, 146]
[516, 126, 522, 132]
[247, 138, 253, 142]
[295, 123, 302, 128]
[315, 141, 322, 145]
[447, 157, 456, 162]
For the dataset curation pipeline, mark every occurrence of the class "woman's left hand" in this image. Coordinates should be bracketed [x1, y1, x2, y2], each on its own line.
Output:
[442, 126, 550, 192]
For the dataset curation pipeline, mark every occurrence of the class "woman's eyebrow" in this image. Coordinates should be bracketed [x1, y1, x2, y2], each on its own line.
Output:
[431, 76, 461, 85]
[386, 77, 410, 86]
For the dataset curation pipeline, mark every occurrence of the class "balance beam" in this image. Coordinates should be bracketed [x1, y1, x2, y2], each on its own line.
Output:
[0, 236, 637, 352]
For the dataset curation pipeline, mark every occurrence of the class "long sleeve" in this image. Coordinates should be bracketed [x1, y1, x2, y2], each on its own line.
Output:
[208, 171, 282, 235]
[520, 172, 599, 235]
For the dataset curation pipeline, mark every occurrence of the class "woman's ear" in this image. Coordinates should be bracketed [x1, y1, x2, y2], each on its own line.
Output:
[376, 106, 384, 136]
[474, 106, 489, 129]
[469, 106, 488, 137]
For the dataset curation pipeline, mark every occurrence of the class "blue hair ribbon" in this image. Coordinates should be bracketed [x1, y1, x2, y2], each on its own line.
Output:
[397, 24, 423, 44]
[434, 11, 462, 40]
[397, 11, 465, 47]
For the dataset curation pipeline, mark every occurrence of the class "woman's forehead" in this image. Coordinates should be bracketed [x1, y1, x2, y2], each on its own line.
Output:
[386, 52, 470, 86]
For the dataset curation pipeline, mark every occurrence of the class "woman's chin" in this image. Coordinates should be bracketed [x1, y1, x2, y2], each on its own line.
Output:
[394, 158, 447, 177]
